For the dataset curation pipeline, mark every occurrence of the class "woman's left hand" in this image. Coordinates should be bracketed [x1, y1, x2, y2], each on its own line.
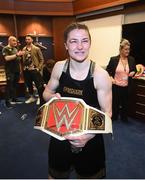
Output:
[129, 71, 135, 77]
[65, 134, 95, 148]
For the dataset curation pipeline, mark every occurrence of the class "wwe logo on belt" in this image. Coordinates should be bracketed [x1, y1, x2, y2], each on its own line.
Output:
[46, 100, 84, 134]
[53, 103, 79, 130]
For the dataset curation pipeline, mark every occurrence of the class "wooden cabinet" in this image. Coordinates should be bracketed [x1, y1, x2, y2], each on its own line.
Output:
[0, 66, 25, 99]
[128, 79, 145, 120]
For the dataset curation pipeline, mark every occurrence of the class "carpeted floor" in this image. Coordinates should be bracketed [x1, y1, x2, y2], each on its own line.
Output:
[104, 118, 145, 179]
[0, 100, 145, 179]
[0, 100, 49, 179]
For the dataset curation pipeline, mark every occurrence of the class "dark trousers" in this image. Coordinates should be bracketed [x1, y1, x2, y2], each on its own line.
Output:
[112, 84, 128, 121]
[23, 69, 45, 106]
[49, 135, 105, 179]
[5, 71, 20, 102]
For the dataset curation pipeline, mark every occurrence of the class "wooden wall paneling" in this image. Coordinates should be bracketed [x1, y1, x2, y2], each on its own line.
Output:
[0, 14, 15, 66]
[0, 0, 141, 16]
[76, 1, 144, 22]
[14, 1, 73, 15]
[16, 15, 53, 36]
[18, 0, 73, 2]
[0, 0, 73, 15]
[52, 16, 76, 61]
[0, 0, 14, 14]
[73, 0, 139, 15]
[0, 14, 15, 36]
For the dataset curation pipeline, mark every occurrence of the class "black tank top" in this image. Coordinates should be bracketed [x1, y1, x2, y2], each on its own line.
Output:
[56, 60, 100, 109]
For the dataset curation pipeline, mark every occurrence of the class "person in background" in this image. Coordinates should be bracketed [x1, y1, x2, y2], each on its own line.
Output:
[22, 35, 45, 106]
[43, 22, 112, 179]
[106, 38, 136, 122]
[42, 59, 55, 84]
[2, 36, 24, 109]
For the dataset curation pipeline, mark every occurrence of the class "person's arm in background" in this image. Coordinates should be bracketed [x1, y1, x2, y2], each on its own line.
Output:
[43, 61, 65, 102]
[2, 47, 24, 61]
[106, 57, 116, 84]
[37, 47, 44, 70]
[42, 66, 51, 84]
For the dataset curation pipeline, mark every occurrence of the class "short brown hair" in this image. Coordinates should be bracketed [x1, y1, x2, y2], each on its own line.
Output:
[64, 22, 91, 43]
[25, 34, 33, 39]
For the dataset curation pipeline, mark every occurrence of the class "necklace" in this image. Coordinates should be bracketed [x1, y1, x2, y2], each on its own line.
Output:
[121, 59, 128, 72]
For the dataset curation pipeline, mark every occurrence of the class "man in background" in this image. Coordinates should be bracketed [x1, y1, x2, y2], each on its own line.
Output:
[2, 36, 24, 109]
[22, 35, 45, 106]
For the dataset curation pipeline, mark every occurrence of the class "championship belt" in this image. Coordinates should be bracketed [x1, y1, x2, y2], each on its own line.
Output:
[34, 97, 112, 140]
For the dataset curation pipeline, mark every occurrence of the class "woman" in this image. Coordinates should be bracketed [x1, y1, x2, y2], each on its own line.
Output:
[106, 39, 136, 121]
[43, 22, 112, 179]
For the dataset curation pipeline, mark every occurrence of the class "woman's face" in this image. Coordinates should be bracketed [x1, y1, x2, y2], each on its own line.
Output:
[120, 45, 130, 57]
[65, 29, 91, 62]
